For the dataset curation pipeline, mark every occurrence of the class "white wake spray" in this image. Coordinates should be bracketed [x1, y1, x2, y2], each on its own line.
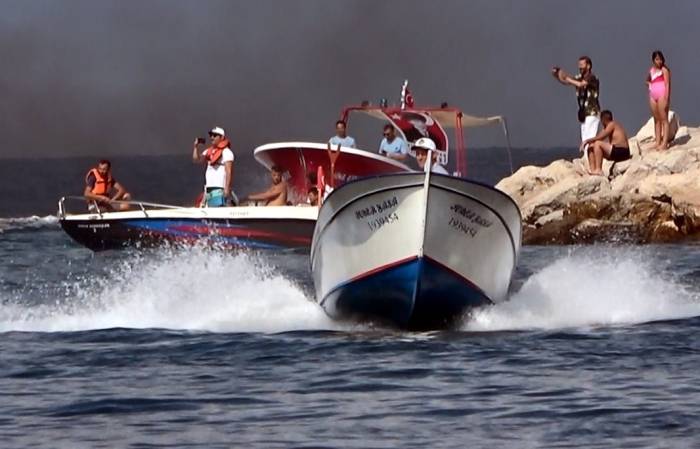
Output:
[0, 248, 337, 333]
[0, 215, 58, 233]
[2, 245, 698, 334]
[466, 247, 700, 331]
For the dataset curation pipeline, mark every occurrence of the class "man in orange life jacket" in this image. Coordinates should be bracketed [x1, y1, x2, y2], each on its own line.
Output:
[192, 126, 235, 207]
[84, 159, 131, 211]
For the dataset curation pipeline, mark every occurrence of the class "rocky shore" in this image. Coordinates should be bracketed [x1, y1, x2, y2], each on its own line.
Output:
[497, 114, 700, 244]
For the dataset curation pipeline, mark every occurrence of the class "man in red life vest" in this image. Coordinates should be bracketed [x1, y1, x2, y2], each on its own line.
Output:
[84, 159, 131, 211]
[192, 126, 235, 207]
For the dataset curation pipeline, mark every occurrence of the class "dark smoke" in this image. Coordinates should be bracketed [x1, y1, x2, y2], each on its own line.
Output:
[1, 0, 699, 160]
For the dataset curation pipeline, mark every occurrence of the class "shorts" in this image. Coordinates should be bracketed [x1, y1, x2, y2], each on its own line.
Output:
[580, 115, 600, 142]
[87, 201, 113, 213]
[204, 188, 238, 207]
[609, 146, 631, 162]
[205, 188, 226, 207]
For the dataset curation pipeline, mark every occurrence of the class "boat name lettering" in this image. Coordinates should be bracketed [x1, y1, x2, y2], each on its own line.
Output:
[355, 196, 398, 219]
[335, 172, 358, 183]
[77, 223, 110, 229]
[449, 204, 493, 228]
[448, 217, 478, 237]
[368, 212, 399, 231]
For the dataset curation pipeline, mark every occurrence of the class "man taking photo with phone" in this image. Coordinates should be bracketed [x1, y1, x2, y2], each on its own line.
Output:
[192, 126, 235, 207]
[551, 56, 601, 163]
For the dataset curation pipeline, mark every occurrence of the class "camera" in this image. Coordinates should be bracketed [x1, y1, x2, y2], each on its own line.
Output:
[196, 137, 206, 144]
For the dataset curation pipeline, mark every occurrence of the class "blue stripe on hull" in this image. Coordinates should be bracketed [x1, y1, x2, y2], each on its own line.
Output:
[61, 217, 315, 252]
[321, 257, 492, 330]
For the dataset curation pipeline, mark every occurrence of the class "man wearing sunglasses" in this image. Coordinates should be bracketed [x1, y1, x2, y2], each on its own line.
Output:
[378, 124, 408, 161]
[192, 126, 235, 207]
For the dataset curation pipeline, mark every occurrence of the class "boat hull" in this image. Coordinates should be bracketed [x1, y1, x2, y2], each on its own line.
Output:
[60, 206, 317, 251]
[311, 173, 521, 330]
[322, 256, 492, 329]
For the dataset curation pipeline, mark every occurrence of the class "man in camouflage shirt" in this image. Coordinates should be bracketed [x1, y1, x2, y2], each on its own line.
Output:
[552, 56, 601, 158]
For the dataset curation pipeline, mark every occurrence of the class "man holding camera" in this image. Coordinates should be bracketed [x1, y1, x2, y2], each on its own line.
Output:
[552, 56, 601, 156]
[192, 126, 235, 207]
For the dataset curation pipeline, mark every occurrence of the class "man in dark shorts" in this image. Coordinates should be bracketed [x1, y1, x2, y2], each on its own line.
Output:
[580, 110, 631, 175]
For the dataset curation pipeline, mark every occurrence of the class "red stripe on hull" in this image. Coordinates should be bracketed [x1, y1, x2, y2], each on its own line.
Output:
[349, 256, 419, 283]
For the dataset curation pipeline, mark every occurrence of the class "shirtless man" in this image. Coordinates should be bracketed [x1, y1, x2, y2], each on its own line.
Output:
[245, 165, 288, 206]
[580, 110, 631, 175]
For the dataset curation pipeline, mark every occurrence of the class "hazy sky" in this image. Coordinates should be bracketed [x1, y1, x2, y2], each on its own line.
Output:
[1, 0, 699, 159]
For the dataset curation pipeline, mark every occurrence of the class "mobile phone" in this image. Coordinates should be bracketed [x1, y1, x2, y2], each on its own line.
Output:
[196, 137, 206, 144]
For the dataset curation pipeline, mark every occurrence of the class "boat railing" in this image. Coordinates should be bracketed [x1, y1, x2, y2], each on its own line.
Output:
[58, 196, 183, 220]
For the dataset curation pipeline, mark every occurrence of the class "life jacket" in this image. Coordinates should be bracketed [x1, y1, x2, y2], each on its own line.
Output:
[205, 139, 231, 166]
[85, 168, 113, 195]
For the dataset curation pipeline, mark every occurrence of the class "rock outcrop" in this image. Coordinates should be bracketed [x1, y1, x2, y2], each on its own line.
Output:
[497, 113, 700, 244]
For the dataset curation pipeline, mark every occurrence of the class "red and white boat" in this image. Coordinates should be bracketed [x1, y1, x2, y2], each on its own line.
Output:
[309, 83, 520, 329]
[254, 91, 512, 203]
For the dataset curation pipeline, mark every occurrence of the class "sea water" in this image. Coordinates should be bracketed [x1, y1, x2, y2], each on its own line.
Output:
[1, 155, 699, 448]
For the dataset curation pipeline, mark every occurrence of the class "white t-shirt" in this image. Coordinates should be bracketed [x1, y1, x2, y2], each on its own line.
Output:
[205, 148, 234, 188]
[424, 163, 449, 175]
[329, 135, 356, 148]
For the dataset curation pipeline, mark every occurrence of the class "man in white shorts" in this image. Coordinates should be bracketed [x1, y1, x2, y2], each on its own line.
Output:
[552, 56, 601, 161]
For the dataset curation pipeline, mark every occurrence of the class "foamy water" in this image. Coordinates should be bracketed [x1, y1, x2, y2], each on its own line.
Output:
[0, 215, 58, 233]
[1, 243, 698, 334]
[0, 249, 338, 333]
[467, 248, 700, 331]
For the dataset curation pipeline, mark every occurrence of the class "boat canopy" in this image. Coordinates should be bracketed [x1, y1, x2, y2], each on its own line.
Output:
[341, 105, 511, 177]
[351, 107, 505, 130]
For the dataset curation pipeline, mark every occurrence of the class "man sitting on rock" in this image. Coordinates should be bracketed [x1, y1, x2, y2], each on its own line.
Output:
[580, 110, 631, 176]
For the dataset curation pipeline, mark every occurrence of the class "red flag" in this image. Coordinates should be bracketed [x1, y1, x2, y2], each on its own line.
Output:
[400, 80, 415, 110]
[404, 88, 414, 109]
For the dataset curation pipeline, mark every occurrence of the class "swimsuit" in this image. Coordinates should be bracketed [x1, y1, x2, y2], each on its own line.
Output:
[610, 146, 631, 162]
[649, 68, 666, 101]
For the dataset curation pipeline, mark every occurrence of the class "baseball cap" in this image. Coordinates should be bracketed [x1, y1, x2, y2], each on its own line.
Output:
[209, 126, 226, 137]
[413, 137, 436, 151]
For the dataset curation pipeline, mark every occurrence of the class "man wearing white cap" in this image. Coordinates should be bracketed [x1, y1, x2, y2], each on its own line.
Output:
[192, 126, 235, 207]
[412, 137, 449, 175]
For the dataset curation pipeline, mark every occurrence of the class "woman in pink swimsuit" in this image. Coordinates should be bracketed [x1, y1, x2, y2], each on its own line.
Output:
[646, 50, 671, 150]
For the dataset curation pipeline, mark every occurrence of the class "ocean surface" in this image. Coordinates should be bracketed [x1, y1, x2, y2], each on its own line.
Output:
[2, 152, 700, 448]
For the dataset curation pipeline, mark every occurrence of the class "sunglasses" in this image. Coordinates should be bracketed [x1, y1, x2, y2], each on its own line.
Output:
[383, 132, 391, 137]
[209, 133, 221, 138]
